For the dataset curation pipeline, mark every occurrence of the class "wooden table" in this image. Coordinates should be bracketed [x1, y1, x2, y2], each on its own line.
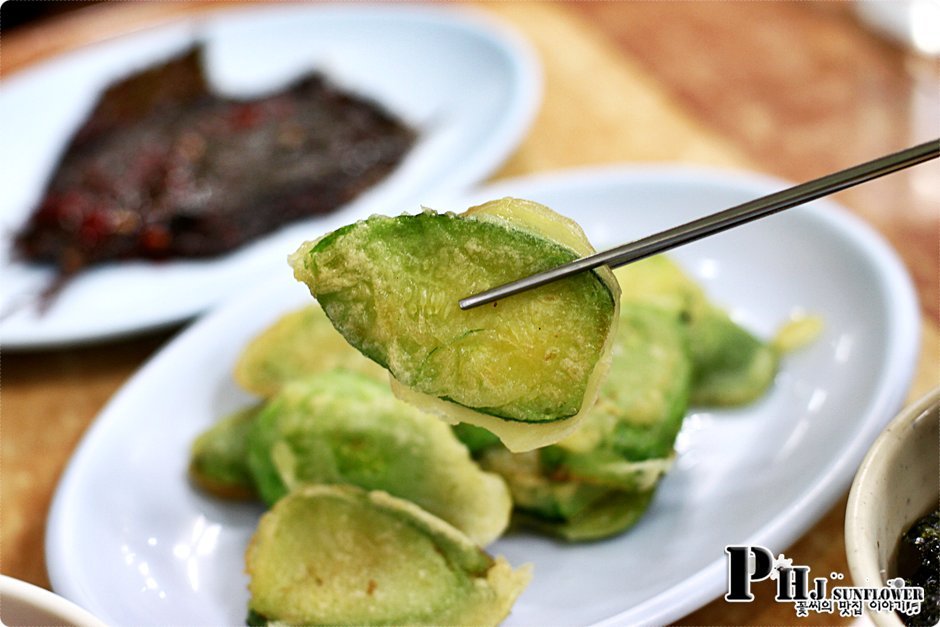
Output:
[3, 2, 938, 625]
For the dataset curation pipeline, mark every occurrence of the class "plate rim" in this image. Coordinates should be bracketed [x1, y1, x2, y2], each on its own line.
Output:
[45, 163, 922, 626]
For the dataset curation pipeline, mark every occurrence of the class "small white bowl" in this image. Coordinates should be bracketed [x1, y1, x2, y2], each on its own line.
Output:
[845, 386, 940, 627]
[0, 575, 106, 627]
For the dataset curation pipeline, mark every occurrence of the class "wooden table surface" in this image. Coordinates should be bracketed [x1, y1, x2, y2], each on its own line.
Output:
[3, 2, 938, 625]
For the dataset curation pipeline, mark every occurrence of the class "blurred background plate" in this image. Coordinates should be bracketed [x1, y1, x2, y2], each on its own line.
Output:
[0, 3, 540, 350]
[46, 165, 920, 626]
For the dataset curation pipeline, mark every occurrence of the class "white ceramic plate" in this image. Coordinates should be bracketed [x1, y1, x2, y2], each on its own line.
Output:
[46, 166, 920, 626]
[0, 4, 539, 350]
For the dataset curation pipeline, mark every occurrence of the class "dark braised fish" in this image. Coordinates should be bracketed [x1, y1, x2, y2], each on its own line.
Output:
[14, 46, 416, 275]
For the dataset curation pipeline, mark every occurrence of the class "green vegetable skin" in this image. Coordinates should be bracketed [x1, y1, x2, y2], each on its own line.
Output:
[686, 309, 778, 406]
[189, 404, 261, 500]
[289, 198, 620, 452]
[247, 370, 511, 547]
[246, 485, 531, 626]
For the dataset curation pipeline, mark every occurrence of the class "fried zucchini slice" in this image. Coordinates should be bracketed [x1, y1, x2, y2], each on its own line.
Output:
[245, 485, 531, 626]
[289, 197, 619, 452]
[614, 255, 778, 407]
[193, 305, 386, 499]
[247, 370, 511, 546]
[189, 404, 260, 500]
[455, 302, 691, 541]
[235, 304, 386, 397]
[615, 254, 709, 321]
[685, 308, 778, 406]
[514, 486, 656, 542]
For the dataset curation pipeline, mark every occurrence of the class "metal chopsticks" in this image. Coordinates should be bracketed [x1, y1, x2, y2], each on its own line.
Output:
[459, 139, 939, 310]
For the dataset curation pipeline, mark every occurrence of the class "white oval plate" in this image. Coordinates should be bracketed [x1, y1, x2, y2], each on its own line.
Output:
[0, 4, 539, 350]
[46, 166, 920, 626]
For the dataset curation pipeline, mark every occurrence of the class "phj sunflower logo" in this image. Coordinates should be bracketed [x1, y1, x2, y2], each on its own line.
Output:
[724, 545, 925, 619]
